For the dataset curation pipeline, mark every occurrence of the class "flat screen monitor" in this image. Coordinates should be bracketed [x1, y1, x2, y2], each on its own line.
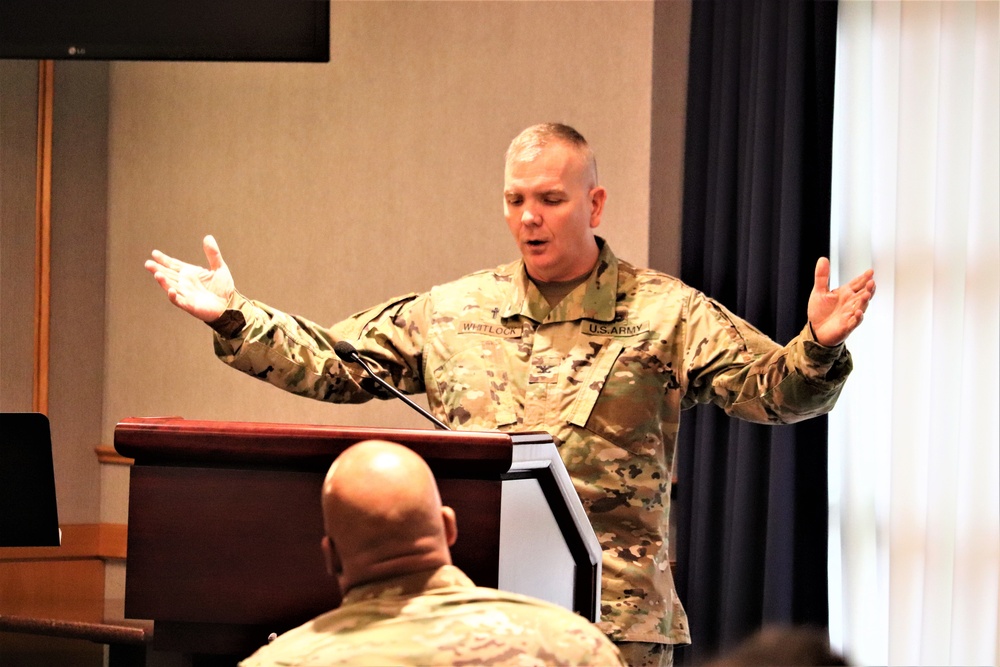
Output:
[0, 0, 330, 62]
[0, 412, 61, 547]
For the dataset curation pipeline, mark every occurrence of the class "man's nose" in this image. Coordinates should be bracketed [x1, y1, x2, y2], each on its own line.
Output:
[521, 207, 540, 225]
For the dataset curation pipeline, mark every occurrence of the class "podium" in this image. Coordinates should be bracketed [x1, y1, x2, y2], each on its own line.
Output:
[114, 417, 601, 661]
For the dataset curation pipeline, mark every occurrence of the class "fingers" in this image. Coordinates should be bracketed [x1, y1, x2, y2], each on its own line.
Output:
[815, 256, 876, 296]
[145, 250, 203, 295]
[202, 235, 225, 272]
[849, 277, 875, 315]
[145, 251, 191, 296]
[149, 249, 185, 272]
[146, 240, 219, 289]
[835, 304, 866, 340]
[814, 257, 831, 293]
[166, 286, 182, 308]
[844, 286, 872, 318]
[145, 252, 184, 281]
[847, 268, 876, 292]
[833, 264, 877, 305]
[144, 254, 176, 287]
[148, 239, 220, 275]
[153, 270, 173, 293]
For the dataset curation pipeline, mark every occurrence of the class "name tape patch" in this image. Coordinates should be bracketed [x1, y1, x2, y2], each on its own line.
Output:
[582, 321, 649, 337]
[458, 322, 522, 338]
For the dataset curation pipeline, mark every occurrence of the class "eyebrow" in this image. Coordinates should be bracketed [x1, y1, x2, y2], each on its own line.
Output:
[504, 187, 566, 198]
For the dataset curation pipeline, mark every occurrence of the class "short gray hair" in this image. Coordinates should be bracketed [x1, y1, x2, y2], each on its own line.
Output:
[505, 123, 598, 185]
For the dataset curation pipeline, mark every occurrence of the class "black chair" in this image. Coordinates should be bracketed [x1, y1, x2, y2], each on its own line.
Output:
[0, 412, 60, 547]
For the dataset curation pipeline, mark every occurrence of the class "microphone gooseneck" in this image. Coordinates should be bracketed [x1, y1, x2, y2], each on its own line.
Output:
[334, 341, 450, 431]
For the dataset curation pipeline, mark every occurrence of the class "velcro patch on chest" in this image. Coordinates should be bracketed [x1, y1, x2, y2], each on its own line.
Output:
[582, 321, 650, 337]
[457, 321, 523, 338]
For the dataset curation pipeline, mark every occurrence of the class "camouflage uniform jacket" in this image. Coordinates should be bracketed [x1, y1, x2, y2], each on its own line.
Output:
[238, 564, 627, 666]
[212, 239, 853, 645]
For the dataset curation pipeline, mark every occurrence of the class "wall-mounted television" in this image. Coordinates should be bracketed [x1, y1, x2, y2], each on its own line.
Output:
[0, 0, 330, 62]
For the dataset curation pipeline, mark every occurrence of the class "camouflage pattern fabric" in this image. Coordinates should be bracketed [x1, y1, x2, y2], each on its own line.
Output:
[615, 641, 674, 667]
[238, 565, 627, 666]
[213, 239, 852, 646]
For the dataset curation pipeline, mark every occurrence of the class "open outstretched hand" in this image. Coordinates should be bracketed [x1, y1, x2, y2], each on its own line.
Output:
[808, 257, 876, 347]
[144, 235, 234, 323]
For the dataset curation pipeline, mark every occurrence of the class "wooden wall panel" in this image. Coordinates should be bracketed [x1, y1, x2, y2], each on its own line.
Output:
[0, 524, 125, 617]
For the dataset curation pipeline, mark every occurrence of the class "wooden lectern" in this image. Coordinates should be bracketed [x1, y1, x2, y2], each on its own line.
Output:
[114, 417, 601, 663]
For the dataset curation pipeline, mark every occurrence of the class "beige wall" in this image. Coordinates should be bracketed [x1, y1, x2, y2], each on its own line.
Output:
[0, 61, 39, 415]
[1, 60, 109, 525]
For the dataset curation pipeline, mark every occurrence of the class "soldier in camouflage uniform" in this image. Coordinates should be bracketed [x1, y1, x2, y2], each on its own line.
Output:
[148, 124, 876, 666]
[239, 439, 627, 667]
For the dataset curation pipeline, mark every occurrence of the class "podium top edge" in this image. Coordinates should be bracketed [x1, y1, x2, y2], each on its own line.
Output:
[113, 417, 553, 470]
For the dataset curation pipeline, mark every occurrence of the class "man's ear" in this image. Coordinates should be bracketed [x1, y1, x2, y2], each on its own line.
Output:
[589, 186, 607, 229]
[321, 535, 342, 577]
[441, 506, 458, 547]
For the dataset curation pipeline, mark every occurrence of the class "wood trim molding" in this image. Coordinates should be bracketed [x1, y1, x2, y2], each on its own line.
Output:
[95, 523, 127, 559]
[0, 524, 127, 562]
[95, 444, 133, 466]
[32, 60, 54, 415]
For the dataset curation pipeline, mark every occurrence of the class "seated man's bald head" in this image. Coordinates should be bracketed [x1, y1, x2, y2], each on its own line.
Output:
[321, 440, 457, 593]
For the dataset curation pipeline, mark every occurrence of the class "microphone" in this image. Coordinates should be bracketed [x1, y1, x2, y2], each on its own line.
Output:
[334, 341, 450, 431]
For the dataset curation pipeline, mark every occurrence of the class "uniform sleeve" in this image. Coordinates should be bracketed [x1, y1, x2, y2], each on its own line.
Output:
[209, 290, 431, 403]
[682, 290, 853, 424]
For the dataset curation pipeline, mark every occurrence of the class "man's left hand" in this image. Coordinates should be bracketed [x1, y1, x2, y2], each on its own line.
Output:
[808, 257, 876, 347]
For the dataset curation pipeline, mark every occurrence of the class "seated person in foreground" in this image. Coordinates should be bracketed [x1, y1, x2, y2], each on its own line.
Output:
[240, 439, 626, 667]
[702, 625, 849, 667]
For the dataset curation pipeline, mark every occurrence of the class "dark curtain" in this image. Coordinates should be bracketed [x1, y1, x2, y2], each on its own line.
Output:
[673, 1, 839, 664]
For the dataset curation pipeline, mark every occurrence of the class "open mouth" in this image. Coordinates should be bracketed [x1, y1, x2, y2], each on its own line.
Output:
[526, 239, 546, 247]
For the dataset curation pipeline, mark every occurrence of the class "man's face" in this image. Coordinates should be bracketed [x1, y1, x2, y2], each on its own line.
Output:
[503, 141, 606, 283]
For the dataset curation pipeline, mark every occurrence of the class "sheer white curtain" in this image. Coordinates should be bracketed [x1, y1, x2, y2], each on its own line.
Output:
[828, 2, 999, 666]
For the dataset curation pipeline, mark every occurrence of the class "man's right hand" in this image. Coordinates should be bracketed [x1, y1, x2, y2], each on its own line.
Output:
[145, 235, 234, 323]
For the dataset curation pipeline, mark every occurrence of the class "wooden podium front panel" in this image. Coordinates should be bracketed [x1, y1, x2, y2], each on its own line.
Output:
[436, 478, 503, 589]
[125, 464, 504, 654]
[125, 465, 336, 625]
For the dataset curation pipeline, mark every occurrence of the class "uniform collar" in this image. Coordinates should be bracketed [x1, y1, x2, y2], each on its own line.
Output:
[341, 564, 474, 606]
[501, 237, 619, 324]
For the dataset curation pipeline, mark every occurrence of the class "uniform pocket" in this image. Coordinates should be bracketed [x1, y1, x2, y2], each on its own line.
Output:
[567, 338, 624, 428]
[570, 340, 674, 458]
[431, 339, 519, 428]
